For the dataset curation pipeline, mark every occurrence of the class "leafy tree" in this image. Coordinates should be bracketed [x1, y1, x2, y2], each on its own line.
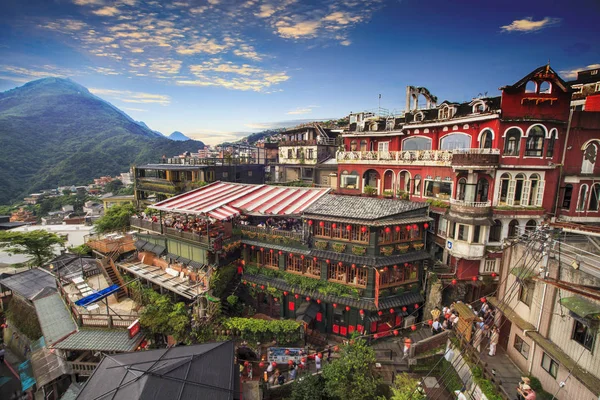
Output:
[390, 373, 426, 400]
[117, 185, 134, 195]
[104, 179, 123, 194]
[94, 203, 136, 233]
[322, 339, 381, 400]
[62, 189, 72, 196]
[289, 373, 328, 400]
[0, 230, 65, 267]
[69, 244, 92, 256]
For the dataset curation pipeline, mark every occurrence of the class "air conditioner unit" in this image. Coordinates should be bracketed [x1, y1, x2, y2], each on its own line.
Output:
[404, 315, 416, 329]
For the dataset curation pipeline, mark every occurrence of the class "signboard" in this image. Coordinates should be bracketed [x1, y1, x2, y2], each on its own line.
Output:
[267, 347, 304, 364]
[128, 319, 141, 338]
[374, 269, 380, 308]
[446, 240, 453, 250]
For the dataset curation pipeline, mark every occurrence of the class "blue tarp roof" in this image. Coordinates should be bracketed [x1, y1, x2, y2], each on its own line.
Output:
[75, 284, 120, 307]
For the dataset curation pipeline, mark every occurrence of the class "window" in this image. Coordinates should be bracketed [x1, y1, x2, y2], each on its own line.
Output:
[414, 112, 424, 122]
[483, 258, 498, 273]
[457, 225, 469, 241]
[424, 180, 452, 199]
[539, 81, 551, 94]
[480, 129, 493, 149]
[573, 85, 583, 94]
[350, 140, 358, 151]
[499, 173, 511, 205]
[360, 140, 367, 151]
[403, 137, 432, 150]
[288, 149, 293, 159]
[590, 184, 600, 211]
[340, 171, 359, 189]
[439, 106, 450, 119]
[504, 129, 521, 156]
[525, 220, 537, 232]
[476, 178, 489, 202]
[473, 103, 485, 114]
[572, 320, 595, 351]
[546, 130, 557, 158]
[562, 184, 573, 209]
[307, 149, 314, 159]
[519, 280, 535, 306]
[399, 171, 411, 193]
[541, 353, 559, 378]
[457, 178, 467, 201]
[473, 225, 481, 243]
[513, 335, 530, 359]
[489, 220, 502, 242]
[596, 83, 600, 92]
[413, 174, 422, 195]
[514, 174, 525, 205]
[527, 174, 541, 206]
[378, 141, 390, 153]
[582, 143, 597, 174]
[302, 168, 313, 179]
[578, 184, 588, 211]
[440, 133, 471, 150]
[508, 219, 520, 238]
[525, 125, 545, 157]
[525, 81, 537, 93]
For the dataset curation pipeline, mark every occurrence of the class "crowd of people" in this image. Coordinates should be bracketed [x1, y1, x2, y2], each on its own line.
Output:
[239, 216, 302, 232]
[135, 212, 224, 238]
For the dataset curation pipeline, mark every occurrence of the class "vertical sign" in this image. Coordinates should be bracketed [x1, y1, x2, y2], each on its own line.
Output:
[374, 269, 380, 308]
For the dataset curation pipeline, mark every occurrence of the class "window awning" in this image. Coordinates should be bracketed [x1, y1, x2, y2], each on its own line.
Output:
[296, 302, 320, 324]
[510, 267, 535, 280]
[559, 297, 600, 321]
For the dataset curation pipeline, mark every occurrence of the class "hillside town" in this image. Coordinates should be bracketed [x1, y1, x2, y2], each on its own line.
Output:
[0, 63, 599, 400]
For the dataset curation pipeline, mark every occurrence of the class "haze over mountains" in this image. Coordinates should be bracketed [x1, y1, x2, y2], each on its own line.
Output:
[0, 77, 204, 205]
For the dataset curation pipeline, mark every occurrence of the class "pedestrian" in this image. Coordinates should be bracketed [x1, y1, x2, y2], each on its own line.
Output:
[315, 353, 322, 372]
[402, 337, 412, 359]
[432, 318, 443, 335]
[272, 369, 280, 385]
[277, 373, 285, 385]
[516, 377, 531, 400]
[488, 326, 499, 356]
[517, 384, 536, 400]
[267, 362, 274, 374]
[455, 387, 468, 400]
[473, 323, 484, 352]
[289, 365, 297, 381]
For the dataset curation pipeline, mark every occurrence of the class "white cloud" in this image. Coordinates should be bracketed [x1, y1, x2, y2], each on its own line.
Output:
[287, 105, 319, 115]
[92, 6, 120, 16]
[500, 17, 561, 33]
[73, 0, 104, 5]
[88, 66, 120, 75]
[275, 19, 321, 39]
[41, 19, 87, 32]
[559, 64, 600, 79]
[176, 38, 230, 55]
[148, 59, 182, 75]
[89, 88, 171, 105]
[122, 107, 148, 112]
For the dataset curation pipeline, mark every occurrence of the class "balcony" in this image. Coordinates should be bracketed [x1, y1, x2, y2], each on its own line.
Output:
[135, 177, 181, 195]
[449, 199, 491, 208]
[450, 148, 500, 169]
[69, 361, 97, 376]
[337, 150, 453, 166]
[130, 217, 227, 248]
[446, 239, 486, 259]
[239, 225, 306, 249]
[448, 198, 492, 220]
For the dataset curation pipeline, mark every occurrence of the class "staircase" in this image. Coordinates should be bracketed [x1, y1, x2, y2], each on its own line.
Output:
[99, 247, 128, 301]
[220, 272, 242, 316]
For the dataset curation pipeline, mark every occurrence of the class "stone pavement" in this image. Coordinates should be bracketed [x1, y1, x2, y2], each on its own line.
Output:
[478, 345, 522, 400]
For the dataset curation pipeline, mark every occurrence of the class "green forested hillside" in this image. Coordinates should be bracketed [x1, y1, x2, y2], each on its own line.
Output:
[0, 78, 204, 204]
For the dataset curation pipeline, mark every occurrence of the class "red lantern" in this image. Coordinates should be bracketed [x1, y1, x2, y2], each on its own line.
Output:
[390, 308, 394, 314]
[283, 291, 288, 296]
[326, 259, 330, 264]
[301, 357, 306, 363]
[472, 276, 478, 282]
[259, 361, 265, 368]
[289, 253, 294, 257]
[393, 265, 398, 269]
[338, 262, 343, 267]
[424, 223, 429, 229]
[404, 262, 409, 267]
[406, 225, 411, 231]
[480, 297, 487, 303]
[252, 283, 256, 287]
[251, 245, 255, 250]
[244, 361, 249, 367]
[300, 255, 305, 260]
[274, 297, 278, 302]
[243, 244, 247, 248]
[269, 249, 273, 253]
[260, 285, 265, 290]
[378, 310, 383, 316]
[384, 266, 389, 271]
[411, 324, 417, 331]
[332, 223, 337, 229]
[393, 329, 399, 336]
[317, 299, 321, 304]
[318, 352, 323, 359]
[241, 260, 246, 266]
[285, 349, 290, 355]
[395, 226, 401, 232]
[294, 294, 299, 299]
[278, 251, 283, 255]
[491, 272, 497, 278]
[306, 296, 311, 301]
[346, 225, 352, 231]
[402, 306, 407, 312]
[412, 224, 418, 229]
[361, 226, 367, 233]
[385, 227, 391, 233]
[345, 306, 351, 312]
[428, 319, 433, 326]
[260, 247, 264, 252]
[451, 279, 457, 285]
[313, 257, 317, 262]
[333, 303, 337, 308]
[351, 264, 356, 269]
[319, 221, 324, 227]
[288, 359, 293, 366]
[333, 346, 339, 352]
[374, 333, 379, 339]
[359, 309, 364, 315]
[242, 280, 247, 285]
[445, 313, 451, 319]
[308, 220, 313, 226]
[414, 303, 419, 309]
[272, 362, 277, 367]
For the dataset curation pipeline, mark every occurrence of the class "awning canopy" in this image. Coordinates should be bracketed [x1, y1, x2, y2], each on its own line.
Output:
[296, 301, 320, 324]
[150, 181, 330, 221]
[559, 297, 600, 321]
[135, 240, 165, 256]
[510, 266, 535, 280]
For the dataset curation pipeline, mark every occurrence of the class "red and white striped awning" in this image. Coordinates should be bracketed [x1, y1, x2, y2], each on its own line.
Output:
[150, 182, 330, 221]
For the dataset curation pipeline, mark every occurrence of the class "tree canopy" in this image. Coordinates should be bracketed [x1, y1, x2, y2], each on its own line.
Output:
[390, 373, 426, 400]
[0, 230, 65, 267]
[288, 373, 328, 400]
[94, 203, 136, 233]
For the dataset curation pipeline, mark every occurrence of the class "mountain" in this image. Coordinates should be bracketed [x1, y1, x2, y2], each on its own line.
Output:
[0, 77, 205, 205]
[136, 121, 164, 137]
[168, 131, 191, 141]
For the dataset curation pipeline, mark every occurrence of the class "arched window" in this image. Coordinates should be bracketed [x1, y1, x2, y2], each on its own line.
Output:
[525, 125, 545, 157]
[457, 178, 467, 201]
[514, 173, 526, 206]
[527, 174, 541, 207]
[525, 220, 537, 232]
[525, 81, 537, 93]
[499, 173, 512, 205]
[340, 170, 359, 189]
[360, 140, 367, 152]
[504, 128, 521, 156]
[562, 184, 573, 210]
[577, 184, 589, 211]
[476, 178, 489, 202]
[440, 133, 471, 150]
[402, 137, 432, 150]
[546, 129, 557, 158]
[398, 171, 411, 194]
[413, 174, 422, 196]
[473, 103, 485, 114]
[414, 112, 424, 122]
[480, 129, 493, 149]
[582, 143, 597, 174]
[489, 220, 502, 242]
[590, 184, 600, 211]
[370, 141, 375, 151]
[508, 220, 520, 238]
[350, 140, 358, 151]
[439, 106, 450, 119]
[539, 81, 551, 94]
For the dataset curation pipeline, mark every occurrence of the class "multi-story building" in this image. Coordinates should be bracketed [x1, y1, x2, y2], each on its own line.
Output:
[271, 123, 341, 187]
[336, 65, 572, 302]
[133, 156, 265, 204]
[569, 67, 600, 111]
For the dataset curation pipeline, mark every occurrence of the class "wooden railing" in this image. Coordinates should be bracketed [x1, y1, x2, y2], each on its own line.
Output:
[239, 225, 304, 242]
[130, 217, 162, 233]
[69, 361, 97, 376]
[337, 148, 500, 166]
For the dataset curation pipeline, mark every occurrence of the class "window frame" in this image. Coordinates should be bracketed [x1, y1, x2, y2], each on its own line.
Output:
[424, 179, 452, 200]
[519, 279, 535, 306]
[513, 335, 530, 359]
[541, 352, 559, 379]
[503, 129, 521, 156]
[525, 126, 545, 157]
[571, 320, 595, 352]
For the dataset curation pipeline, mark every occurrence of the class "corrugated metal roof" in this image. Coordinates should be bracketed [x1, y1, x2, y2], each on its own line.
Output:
[151, 181, 330, 221]
[30, 346, 70, 388]
[33, 293, 77, 346]
[53, 329, 143, 352]
[0, 268, 56, 301]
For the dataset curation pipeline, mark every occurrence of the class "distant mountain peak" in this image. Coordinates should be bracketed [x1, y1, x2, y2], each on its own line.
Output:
[168, 131, 191, 141]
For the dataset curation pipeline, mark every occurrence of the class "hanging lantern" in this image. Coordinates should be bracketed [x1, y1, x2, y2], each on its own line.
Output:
[285, 349, 290, 355]
[283, 291, 288, 296]
[346, 225, 352, 231]
[333, 303, 337, 308]
[361, 226, 367, 233]
[269, 249, 273, 253]
[242, 280, 247, 285]
[300, 255, 305, 260]
[278, 251, 283, 256]
[395, 226, 401, 232]
[385, 227, 391, 233]
[294, 294, 299, 299]
[301, 357, 306, 363]
[414, 303, 419, 309]
[406, 225, 412, 231]
[491, 272, 497, 278]
[451, 279, 457, 285]
[393, 329, 399, 336]
[411, 324, 417, 331]
[306, 296, 311, 301]
[384, 266, 389, 271]
[378, 310, 383, 316]
[472, 275, 478, 282]
[390, 308, 395, 314]
[244, 361, 249, 367]
[274, 297, 278, 302]
[317, 299, 321, 304]
[404, 262, 409, 267]
[332, 223, 337, 229]
[252, 283, 256, 287]
[251, 245, 255, 250]
[393, 265, 398, 269]
[326, 259, 330, 264]
[319, 221, 324, 227]
[308, 220, 313, 226]
[259, 361, 265, 368]
[351, 264, 356, 269]
[333, 346, 339, 352]
[241, 260, 246, 266]
[272, 362, 277, 367]
[428, 319, 433, 326]
[480, 297, 487, 303]
[260, 285, 265, 290]
[259, 247, 263, 252]
[424, 223, 429, 229]
[412, 224, 418, 230]
[359, 309, 364, 315]
[313, 257, 318, 262]
[345, 306, 351, 312]
[288, 359, 294, 366]
[289, 253, 294, 257]
[318, 352, 323, 359]
[338, 261, 343, 266]
[374, 333, 379, 339]
[243, 244, 247, 248]
[402, 306, 407, 312]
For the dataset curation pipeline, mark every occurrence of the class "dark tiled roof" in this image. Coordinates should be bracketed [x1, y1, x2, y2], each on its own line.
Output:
[0, 268, 56, 301]
[378, 292, 424, 309]
[308, 249, 430, 268]
[53, 329, 143, 352]
[405, 97, 501, 124]
[304, 195, 428, 221]
[77, 341, 237, 400]
[242, 239, 310, 255]
[306, 215, 432, 227]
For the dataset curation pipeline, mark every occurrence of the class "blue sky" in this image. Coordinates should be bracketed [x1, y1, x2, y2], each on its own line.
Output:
[0, 0, 599, 145]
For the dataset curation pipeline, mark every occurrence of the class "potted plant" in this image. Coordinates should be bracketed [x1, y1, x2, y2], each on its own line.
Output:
[332, 243, 346, 253]
[315, 241, 328, 250]
[396, 190, 409, 200]
[364, 185, 377, 196]
[352, 246, 367, 256]
[380, 246, 394, 256]
[412, 241, 425, 250]
[383, 189, 394, 199]
[396, 244, 410, 253]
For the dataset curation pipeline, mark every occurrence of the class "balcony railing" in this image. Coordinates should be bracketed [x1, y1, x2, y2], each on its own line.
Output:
[337, 148, 500, 166]
[239, 225, 304, 243]
[69, 361, 97, 376]
[450, 199, 492, 208]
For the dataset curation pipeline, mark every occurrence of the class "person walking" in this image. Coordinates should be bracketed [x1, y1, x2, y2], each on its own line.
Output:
[455, 387, 468, 400]
[315, 353, 322, 372]
[516, 377, 531, 400]
[518, 384, 537, 400]
[473, 323, 484, 353]
[488, 326, 499, 356]
[402, 337, 412, 359]
[432, 318, 443, 335]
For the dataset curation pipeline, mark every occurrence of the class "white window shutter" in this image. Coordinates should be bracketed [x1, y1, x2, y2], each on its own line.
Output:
[536, 180, 545, 207]
[521, 181, 531, 206]
[507, 180, 516, 206]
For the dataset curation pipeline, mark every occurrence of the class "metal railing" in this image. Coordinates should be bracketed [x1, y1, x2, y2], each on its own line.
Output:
[337, 150, 453, 165]
[69, 361, 97, 375]
[450, 199, 492, 207]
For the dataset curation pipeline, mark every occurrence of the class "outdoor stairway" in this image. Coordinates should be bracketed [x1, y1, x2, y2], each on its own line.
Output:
[220, 272, 242, 315]
[97, 246, 128, 301]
